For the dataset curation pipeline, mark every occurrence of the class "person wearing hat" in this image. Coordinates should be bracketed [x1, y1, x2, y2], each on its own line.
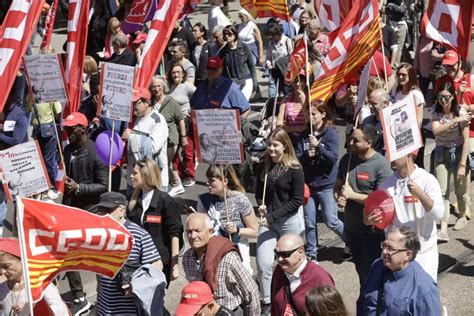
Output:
[367, 151, 444, 282]
[62, 111, 108, 314]
[133, 32, 147, 64]
[122, 87, 169, 193]
[357, 226, 441, 315]
[93, 192, 163, 315]
[176, 281, 235, 316]
[0, 238, 69, 315]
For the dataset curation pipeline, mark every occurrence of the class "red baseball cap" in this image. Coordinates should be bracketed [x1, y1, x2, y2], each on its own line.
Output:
[63, 112, 88, 127]
[176, 281, 214, 316]
[442, 50, 460, 66]
[132, 87, 151, 102]
[133, 32, 147, 44]
[207, 56, 224, 69]
[0, 238, 21, 258]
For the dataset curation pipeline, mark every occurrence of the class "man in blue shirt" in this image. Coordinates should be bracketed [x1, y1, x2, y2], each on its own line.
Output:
[357, 226, 442, 315]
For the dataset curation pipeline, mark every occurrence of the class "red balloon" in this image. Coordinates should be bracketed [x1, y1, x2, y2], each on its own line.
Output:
[364, 190, 395, 230]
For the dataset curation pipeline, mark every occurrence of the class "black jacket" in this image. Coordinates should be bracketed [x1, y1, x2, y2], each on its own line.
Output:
[191, 42, 210, 82]
[109, 48, 136, 67]
[62, 139, 108, 210]
[127, 189, 184, 264]
[219, 40, 257, 90]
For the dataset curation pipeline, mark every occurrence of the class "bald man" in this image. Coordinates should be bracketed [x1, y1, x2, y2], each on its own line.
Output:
[270, 234, 335, 315]
[361, 88, 391, 156]
[182, 213, 260, 315]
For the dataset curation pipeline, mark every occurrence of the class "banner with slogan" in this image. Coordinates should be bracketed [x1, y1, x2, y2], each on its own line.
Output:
[0, 141, 51, 202]
[17, 198, 134, 302]
[310, 0, 381, 103]
[134, 0, 186, 89]
[240, 0, 290, 21]
[0, 0, 44, 112]
[97, 62, 135, 122]
[379, 96, 423, 162]
[192, 109, 243, 164]
[23, 54, 68, 104]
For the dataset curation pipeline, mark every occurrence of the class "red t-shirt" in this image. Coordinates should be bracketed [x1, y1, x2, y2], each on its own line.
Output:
[369, 50, 393, 79]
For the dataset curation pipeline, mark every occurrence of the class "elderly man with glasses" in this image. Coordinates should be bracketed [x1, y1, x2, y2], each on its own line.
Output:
[357, 226, 442, 316]
[270, 234, 335, 316]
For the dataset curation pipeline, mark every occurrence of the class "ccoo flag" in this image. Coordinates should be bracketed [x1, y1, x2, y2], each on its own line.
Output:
[17, 198, 133, 302]
[240, 0, 290, 21]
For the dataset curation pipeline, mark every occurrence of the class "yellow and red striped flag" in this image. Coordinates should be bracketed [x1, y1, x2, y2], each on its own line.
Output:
[17, 198, 133, 302]
[310, 0, 381, 102]
[240, 0, 290, 21]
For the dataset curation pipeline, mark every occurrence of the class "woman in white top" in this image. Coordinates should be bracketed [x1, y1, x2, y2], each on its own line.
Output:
[237, 9, 264, 66]
[393, 63, 426, 168]
[430, 82, 471, 241]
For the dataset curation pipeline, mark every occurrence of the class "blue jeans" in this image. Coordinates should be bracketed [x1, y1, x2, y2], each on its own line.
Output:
[257, 208, 305, 304]
[35, 129, 58, 188]
[303, 188, 345, 258]
[0, 201, 6, 228]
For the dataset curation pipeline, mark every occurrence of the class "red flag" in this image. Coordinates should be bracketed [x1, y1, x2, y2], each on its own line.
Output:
[40, 0, 58, 51]
[285, 37, 306, 85]
[314, 0, 352, 31]
[179, 0, 201, 19]
[310, 0, 381, 102]
[18, 198, 133, 302]
[240, 0, 290, 21]
[0, 0, 44, 112]
[421, 0, 473, 61]
[64, 0, 90, 117]
[134, 0, 186, 89]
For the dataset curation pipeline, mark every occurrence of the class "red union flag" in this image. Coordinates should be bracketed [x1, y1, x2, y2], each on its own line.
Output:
[421, 0, 473, 61]
[134, 0, 185, 89]
[310, 0, 381, 102]
[240, 0, 290, 21]
[17, 198, 133, 302]
[314, 0, 352, 31]
[285, 37, 306, 85]
[0, 0, 43, 112]
[64, 0, 89, 116]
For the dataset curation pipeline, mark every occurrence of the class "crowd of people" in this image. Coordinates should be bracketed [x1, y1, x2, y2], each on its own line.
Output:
[0, 0, 472, 315]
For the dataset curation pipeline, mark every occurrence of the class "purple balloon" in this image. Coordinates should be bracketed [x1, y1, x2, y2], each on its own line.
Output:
[95, 131, 125, 166]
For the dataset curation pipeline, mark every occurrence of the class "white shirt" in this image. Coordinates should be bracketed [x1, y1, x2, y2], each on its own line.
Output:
[141, 189, 154, 223]
[284, 258, 308, 293]
[208, 5, 230, 43]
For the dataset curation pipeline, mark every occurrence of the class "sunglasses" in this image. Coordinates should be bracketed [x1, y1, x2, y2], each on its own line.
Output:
[223, 32, 234, 37]
[274, 246, 302, 259]
[437, 95, 451, 101]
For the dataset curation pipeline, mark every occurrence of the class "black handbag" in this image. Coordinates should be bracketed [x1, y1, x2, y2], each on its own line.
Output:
[33, 103, 56, 138]
[114, 262, 141, 294]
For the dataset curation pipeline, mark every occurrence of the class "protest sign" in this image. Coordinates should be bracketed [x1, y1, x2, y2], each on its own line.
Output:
[354, 60, 371, 121]
[0, 141, 51, 201]
[380, 95, 423, 161]
[192, 109, 243, 164]
[97, 62, 135, 122]
[23, 54, 68, 104]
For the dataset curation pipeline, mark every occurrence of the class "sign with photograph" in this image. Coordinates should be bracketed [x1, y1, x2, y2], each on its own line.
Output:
[23, 54, 68, 104]
[380, 95, 423, 161]
[0, 141, 51, 201]
[97, 62, 135, 122]
[192, 109, 243, 164]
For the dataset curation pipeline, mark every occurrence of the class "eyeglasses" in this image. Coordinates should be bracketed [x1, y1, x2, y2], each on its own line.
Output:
[380, 242, 407, 255]
[274, 247, 302, 259]
[437, 95, 451, 101]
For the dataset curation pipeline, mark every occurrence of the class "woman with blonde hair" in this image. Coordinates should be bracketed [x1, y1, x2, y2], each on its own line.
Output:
[255, 127, 305, 312]
[100, 17, 126, 60]
[196, 164, 258, 274]
[82, 55, 98, 97]
[127, 158, 184, 284]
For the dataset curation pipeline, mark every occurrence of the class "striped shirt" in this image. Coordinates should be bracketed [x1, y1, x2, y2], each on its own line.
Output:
[431, 108, 467, 147]
[97, 220, 160, 315]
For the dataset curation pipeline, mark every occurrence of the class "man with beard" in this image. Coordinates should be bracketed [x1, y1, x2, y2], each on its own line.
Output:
[62, 111, 108, 315]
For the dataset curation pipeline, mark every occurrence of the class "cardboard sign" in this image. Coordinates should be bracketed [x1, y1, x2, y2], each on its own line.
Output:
[23, 54, 69, 104]
[97, 62, 135, 122]
[0, 141, 51, 201]
[380, 95, 423, 161]
[192, 109, 244, 164]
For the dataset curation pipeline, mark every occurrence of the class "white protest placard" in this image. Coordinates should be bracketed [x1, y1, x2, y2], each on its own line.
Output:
[192, 109, 243, 164]
[380, 95, 423, 161]
[97, 62, 135, 122]
[0, 141, 51, 201]
[354, 60, 371, 121]
[23, 54, 68, 104]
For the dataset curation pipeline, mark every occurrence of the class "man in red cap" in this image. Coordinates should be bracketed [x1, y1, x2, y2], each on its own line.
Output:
[62, 111, 108, 314]
[122, 87, 168, 193]
[176, 281, 234, 315]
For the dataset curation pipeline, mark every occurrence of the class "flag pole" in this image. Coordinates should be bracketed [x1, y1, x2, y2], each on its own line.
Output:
[271, 80, 280, 130]
[16, 198, 35, 315]
[304, 31, 313, 135]
[108, 121, 115, 192]
[53, 108, 67, 178]
[220, 164, 231, 240]
[406, 155, 419, 233]
[378, 19, 389, 89]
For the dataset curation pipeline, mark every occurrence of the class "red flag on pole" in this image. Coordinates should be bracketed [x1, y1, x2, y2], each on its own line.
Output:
[421, 0, 473, 61]
[17, 198, 133, 302]
[64, 0, 90, 117]
[285, 37, 306, 85]
[0, 0, 44, 113]
[240, 0, 290, 21]
[40, 0, 59, 51]
[310, 0, 381, 102]
[314, 0, 352, 31]
[134, 0, 186, 89]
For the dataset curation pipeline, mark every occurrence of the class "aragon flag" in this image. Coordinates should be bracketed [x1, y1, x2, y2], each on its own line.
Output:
[240, 0, 290, 21]
[17, 198, 133, 302]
